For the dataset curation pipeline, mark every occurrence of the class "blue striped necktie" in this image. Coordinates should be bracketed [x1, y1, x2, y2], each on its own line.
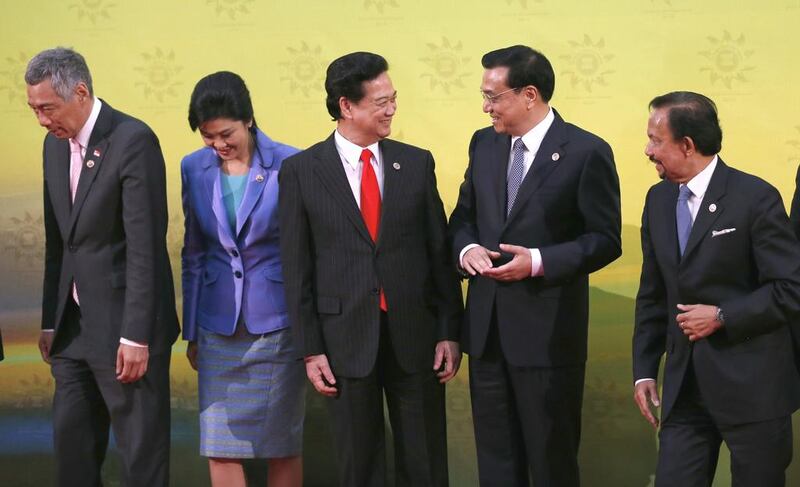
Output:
[507, 138, 526, 217]
[676, 185, 693, 256]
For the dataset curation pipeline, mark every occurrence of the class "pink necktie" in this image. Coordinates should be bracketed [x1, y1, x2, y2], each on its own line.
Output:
[69, 139, 82, 202]
[69, 139, 82, 304]
[359, 149, 387, 312]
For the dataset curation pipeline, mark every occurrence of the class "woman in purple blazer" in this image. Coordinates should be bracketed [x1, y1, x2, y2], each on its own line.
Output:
[181, 71, 304, 487]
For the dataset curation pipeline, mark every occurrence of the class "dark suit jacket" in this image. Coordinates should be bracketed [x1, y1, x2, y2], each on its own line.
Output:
[278, 133, 463, 378]
[633, 160, 800, 425]
[448, 110, 621, 367]
[42, 101, 179, 358]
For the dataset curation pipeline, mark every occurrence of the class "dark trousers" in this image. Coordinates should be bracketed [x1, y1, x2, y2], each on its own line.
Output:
[49, 298, 172, 487]
[656, 361, 793, 487]
[470, 322, 585, 487]
[326, 313, 448, 487]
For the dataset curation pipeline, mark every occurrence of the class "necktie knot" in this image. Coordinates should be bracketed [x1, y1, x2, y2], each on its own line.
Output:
[69, 139, 82, 155]
[513, 138, 526, 154]
[678, 184, 692, 202]
[360, 148, 373, 166]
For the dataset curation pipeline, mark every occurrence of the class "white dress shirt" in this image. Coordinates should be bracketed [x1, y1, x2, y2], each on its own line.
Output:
[459, 107, 556, 276]
[635, 155, 718, 386]
[334, 129, 384, 204]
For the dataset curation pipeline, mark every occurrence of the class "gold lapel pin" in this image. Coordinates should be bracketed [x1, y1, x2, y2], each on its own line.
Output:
[86, 160, 95, 168]
[393, 162, 401, 170]
[708, 203, 717, 213]
[551, 152, 560, 161]
[255, 174, 264, 183]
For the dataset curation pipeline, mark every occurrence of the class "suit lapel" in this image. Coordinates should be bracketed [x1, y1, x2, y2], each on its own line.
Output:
[234, 132, 274, 238]
[492, 132, 511, 223]
[657, 183, 681, 267]
[505, 111, 568, 226]
[682, 160, 728, 260]
[378, 139, 405, 246]
[313, 133, 373, 246]
[68, 103, 113, 237]
[202, 153, 236, 245]
[48, 137, 72, 233]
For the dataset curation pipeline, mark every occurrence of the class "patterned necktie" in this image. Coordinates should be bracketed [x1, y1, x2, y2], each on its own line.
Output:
[69, 139, 83, 203]
[359, 148, 387, 311]
[676, 184, 693, 256]
[507, 138, 526, 217]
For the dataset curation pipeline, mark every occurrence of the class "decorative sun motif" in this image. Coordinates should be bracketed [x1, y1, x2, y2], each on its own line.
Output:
[699, 30, 755, 89]
[364, 0, 399, 13]
[559, 35, 614, 93]
[133, 48, 183, 103]
[0, 51, 30, 106]
[419, 38, 471, 94]
[206, 0, 254, 20]
[67, 0, 116, 24]
[279, 43, 326, 98]
[788, 126, 800, 165]
[2, 212, 44, 266]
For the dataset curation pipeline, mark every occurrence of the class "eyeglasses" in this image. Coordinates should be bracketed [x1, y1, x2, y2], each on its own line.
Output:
[480, 87, 519, 104]
[372, 94, 397, 109]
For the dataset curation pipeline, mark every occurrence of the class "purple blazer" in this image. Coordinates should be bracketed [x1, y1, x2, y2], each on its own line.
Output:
[181, 129, 299, 341]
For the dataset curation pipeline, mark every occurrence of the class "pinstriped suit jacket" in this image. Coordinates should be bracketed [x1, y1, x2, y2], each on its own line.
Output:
[278, 133, 463, 378]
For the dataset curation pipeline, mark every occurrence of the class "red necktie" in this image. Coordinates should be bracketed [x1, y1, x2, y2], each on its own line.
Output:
[360, 148, 387, 311]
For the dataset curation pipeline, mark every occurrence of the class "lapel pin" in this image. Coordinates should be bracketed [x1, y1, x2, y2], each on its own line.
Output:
[255, 174, 264, 183]
[393, 162, 401, 170]
[551, 152, 560, 161]
[86, 160, 95, 168]
[708, 203, 717, 213]
[92, 149, 101, 157]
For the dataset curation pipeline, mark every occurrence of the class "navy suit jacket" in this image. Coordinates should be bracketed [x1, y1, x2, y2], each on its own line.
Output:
[181, 129, 299, 341]
[634, 160, 800, 424]
[449, 110, 621, 367]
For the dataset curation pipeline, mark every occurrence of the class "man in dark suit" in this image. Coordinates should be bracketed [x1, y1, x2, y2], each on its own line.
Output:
[633, 91, 800, 487]
[278, 52, 463, 487]
[448, 45, 621, 486]
[26, 47, 178, 486]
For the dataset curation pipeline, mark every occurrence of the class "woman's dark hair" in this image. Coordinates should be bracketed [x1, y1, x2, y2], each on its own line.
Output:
[188, 71, 256, 131]
[325, 52, 389, 121]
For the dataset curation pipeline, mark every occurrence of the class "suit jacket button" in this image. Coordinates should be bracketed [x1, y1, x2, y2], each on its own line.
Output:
[231, 249, 239, 257]
[371, 288, 379, 295]
[234, 271, 243, 279]
[68, 245, 77, 253]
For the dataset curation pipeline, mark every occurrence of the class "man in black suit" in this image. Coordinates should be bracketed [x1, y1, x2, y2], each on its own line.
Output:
[448, 45, 621, 486]
[278, 52, 463, 486]
[633, 91, 800, 487]
[26, 48, 178, 486]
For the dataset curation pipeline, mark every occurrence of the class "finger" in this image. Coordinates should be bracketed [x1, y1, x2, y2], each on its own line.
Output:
[635, 392, 658, 428]
[486, 250, 501, 259]
[432, 346, 444, 371]
[463, 260, 478, 276]
[319, 363, 336, 386]
[115, 347, 124, 376]
[498, 243, 525, 254]
[647, 384, 661, 407]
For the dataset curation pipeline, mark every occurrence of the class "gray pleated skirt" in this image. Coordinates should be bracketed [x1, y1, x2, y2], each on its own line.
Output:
[197, 325, 305, 458]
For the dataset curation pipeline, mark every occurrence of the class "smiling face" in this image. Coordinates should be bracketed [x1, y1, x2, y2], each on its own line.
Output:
[27, 78, 91, 139]
[645, 107, 694, 183]
[339, 71, 396, 147]
[480, 67, 533, 136]
[198, 117, 253, 162]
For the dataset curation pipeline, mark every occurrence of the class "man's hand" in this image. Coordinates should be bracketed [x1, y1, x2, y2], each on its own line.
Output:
[676, 304, 722, 342]
[433, 340, 461, 383]
[462, 245, 501, 276]
[38, 331, 54, 364]
[186, 341, 198, 371]
[305, 354, 338, 397]
[481, 243, 532, 282]
[633, 379, 661, 429]
[116, 343, 149, 383]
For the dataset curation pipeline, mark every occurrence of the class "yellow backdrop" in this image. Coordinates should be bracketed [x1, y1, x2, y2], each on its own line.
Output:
[2, 0, 800, 485]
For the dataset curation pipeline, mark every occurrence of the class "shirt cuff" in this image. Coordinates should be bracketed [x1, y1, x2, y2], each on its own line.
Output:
[530, 248, 543, 277]
[634, 378, 656, 386]
[120, 338, 148, 348]
[459, 243, 480, 268]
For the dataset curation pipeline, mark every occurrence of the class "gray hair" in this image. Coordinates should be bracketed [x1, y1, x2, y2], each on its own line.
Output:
[25, 47, 93, 100]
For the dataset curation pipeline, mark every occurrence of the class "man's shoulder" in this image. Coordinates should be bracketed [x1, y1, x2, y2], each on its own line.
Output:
[560, 119, 610, 149]
[381, 138, 431, 159]
[724, 163, 774, 193]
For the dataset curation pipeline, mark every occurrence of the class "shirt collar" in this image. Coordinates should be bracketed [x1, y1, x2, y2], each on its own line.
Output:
[71, 97, 102, 149]
[511, 107, 555, 153]
[334, 129, 381, 168]
[684, 155, 718, 199]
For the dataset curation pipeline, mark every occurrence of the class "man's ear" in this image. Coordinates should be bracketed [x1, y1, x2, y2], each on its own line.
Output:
[339, 96, 352, 119]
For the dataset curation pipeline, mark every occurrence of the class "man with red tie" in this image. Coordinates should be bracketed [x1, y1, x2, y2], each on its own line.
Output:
[278, 51, 463, 486]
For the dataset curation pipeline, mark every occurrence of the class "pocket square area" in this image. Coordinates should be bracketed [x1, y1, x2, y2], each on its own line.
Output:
[711, 228, 736, 237]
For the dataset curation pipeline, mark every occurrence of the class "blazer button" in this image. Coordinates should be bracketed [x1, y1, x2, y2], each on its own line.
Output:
[231, 249, 239, 257]
[68, 245, 77, 253]
[234, 271, 243, 278]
